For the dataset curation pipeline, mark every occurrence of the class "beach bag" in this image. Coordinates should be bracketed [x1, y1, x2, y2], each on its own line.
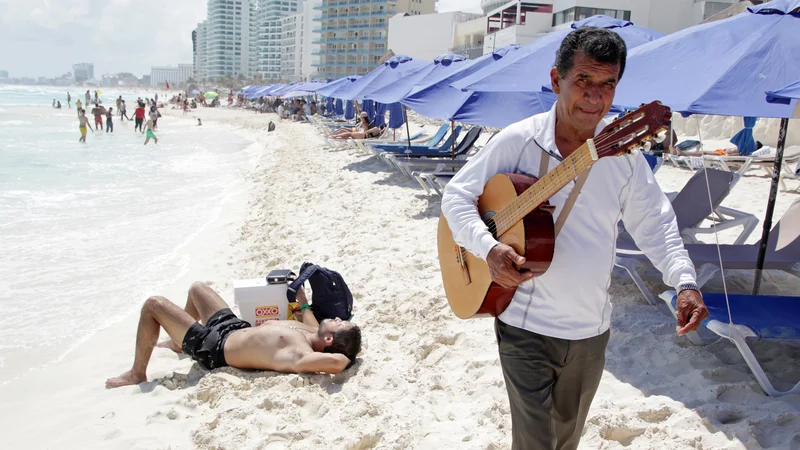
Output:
[268, 121, 276, 132]
[286, 263, 353, 322]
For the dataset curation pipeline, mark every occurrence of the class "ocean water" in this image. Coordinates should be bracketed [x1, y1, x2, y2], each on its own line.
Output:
[0, 86, 257, 384]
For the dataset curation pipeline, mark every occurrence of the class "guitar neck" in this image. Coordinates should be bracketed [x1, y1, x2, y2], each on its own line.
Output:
[493, 140, 598, 236]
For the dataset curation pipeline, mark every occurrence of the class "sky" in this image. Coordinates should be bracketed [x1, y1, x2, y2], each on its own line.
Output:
[0, 0, 208, 78]
[0, 0, 482, 79]
[437, 0, 482, 14]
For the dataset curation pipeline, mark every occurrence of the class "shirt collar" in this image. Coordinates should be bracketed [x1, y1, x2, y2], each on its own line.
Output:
[534, 101, 612, 158]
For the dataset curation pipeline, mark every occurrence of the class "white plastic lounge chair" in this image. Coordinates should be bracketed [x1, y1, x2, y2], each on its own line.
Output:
[659, 290, 800, 397]
[667, 169, 758, 245]
[703, 146, 800, 190]
[615, 169, 762, 306]
[618, 198, 800, 306]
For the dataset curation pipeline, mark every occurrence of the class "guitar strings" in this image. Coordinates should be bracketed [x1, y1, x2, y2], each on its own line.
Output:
[492, 121, 658, 235]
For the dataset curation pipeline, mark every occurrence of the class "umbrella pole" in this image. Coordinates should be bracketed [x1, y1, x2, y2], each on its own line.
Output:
[403, 106, 412, 152]
[752, 117, 789, 295]
[451, 120, 456, 159]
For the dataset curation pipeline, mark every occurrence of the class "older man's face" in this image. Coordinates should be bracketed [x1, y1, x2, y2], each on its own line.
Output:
[551, 51, 620, 134]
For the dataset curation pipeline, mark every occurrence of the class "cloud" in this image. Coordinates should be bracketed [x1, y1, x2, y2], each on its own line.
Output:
[0, 0, 208, 78]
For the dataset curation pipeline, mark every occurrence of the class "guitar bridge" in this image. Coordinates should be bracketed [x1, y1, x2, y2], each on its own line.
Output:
[455, 245, 472, 285]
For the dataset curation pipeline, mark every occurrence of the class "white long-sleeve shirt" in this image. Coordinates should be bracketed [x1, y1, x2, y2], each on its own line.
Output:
[441, 103, 697, 340]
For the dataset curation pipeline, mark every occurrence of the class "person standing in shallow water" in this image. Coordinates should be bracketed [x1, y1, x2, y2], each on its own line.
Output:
[143, 117, 158, 145]
[106, 107, 114, 133]
[77, 109, 93, 143]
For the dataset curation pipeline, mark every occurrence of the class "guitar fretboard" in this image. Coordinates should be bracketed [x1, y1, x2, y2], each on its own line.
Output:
[492, 142, 596, 237]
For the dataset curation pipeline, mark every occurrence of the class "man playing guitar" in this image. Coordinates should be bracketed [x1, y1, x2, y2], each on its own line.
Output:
[441, 28, 708, 450]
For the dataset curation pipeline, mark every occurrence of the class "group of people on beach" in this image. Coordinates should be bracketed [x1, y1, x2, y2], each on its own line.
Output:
[70, 92, 160, 145]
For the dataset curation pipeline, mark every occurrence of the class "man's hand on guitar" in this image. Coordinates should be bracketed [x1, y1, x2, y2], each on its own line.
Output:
[487, 244, 534, 288]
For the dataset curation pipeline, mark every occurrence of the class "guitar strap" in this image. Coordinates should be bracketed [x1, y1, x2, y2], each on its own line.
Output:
[538, 150, 592, 238]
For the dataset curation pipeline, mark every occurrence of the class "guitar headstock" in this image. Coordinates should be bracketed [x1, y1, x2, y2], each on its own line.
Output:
[593, 101, 672, 159]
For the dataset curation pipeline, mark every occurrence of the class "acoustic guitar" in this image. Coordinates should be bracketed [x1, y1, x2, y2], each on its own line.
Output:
[438, 101, 672, 319]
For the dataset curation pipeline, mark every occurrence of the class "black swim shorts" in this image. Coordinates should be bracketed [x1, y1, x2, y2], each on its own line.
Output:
[181, 308, 251, 370]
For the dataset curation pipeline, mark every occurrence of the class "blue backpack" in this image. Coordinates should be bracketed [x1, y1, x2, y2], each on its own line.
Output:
[286, 263, 353, 322]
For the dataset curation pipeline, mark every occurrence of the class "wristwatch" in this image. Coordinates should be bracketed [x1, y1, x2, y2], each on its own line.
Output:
[678, 282, 701, 294]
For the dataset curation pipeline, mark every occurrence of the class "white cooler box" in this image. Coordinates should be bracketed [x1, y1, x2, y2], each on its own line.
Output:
[234, 277, 291, 326]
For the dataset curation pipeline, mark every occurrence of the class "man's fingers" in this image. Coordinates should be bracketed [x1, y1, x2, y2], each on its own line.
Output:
[676, 303, 689, 328]
[677, 309, 704, 336]
[513, 254, 526, 266]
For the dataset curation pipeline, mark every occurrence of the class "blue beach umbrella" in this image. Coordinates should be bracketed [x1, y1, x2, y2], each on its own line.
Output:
[326, 97, 334, 113]
[363, 100, 375, 122]
[388, 102, 405, 129]
[316, 76, 361, 97]
[400, 44, 561, 127]
[766, 79, 800, 118]
[612, 0, 800, 117]
[374, 103, 387, 127]
[730, 117, 758, 156]
[344, 100, 354, 120]
[367, 53, 469, 104]
[333, 55, 431, 101]
[335, 98, 344, 116]
[453, 16, 664, 95]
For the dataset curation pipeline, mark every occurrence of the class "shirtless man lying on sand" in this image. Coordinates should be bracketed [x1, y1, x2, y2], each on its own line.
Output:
[106, 282, 361, 388]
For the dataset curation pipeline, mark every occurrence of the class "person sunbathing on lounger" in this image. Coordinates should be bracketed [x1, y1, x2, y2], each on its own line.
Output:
[670, 140, 767, 157]
[332, 124, 386, 140]
[106, 282, 361, 388]
[330, 112, 370, 139]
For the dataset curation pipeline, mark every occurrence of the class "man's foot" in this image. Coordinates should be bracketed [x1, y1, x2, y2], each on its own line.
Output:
[105, 369, 146, 388]
[156, 339, 182, 354]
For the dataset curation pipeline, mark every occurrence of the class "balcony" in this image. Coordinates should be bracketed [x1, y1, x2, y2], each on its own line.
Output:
[312, 36, 385, 44]
[313, 23, 387, 32]
[314, 10, 395, 20]
[312, 49, 386, 56]
[312, 62, 376, 68]
[314, 0, 391, 10]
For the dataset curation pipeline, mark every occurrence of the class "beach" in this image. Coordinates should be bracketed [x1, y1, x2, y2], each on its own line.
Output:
[1, 104, 800, 449]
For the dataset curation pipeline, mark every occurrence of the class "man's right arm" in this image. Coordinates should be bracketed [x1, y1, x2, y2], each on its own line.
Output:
[289, 351, 349, 374]
[440, 127, 528, 261]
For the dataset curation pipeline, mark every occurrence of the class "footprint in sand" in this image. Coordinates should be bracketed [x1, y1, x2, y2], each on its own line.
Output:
[715, 384, 764, 404]
[713, 408, 749, 425]
[600, 426, 646, 447]
[701, 367, 753, 383]
[636, 406, 673, 423]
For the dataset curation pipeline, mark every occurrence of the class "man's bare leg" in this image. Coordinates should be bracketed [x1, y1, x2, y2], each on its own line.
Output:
[106, 296, 195, 388]
[157, 282, 229, 353]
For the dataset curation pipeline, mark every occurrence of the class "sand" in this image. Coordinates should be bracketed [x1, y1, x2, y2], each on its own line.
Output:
[1, 106, 799, 449]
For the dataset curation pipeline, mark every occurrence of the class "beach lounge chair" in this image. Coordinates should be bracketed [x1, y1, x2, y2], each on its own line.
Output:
[351, 129, 428, 154]
[615, 168, 760, 306]
[703, 147, 800, 189]
[617, 198, 800, 305]
[659, 290, 800, 397]
[667, 169, 757, 245]
[370, 127, 463, 168]
[384, 127, 483, 174]
[416, 172, 456, 197]
[367, 124, 450, 152]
